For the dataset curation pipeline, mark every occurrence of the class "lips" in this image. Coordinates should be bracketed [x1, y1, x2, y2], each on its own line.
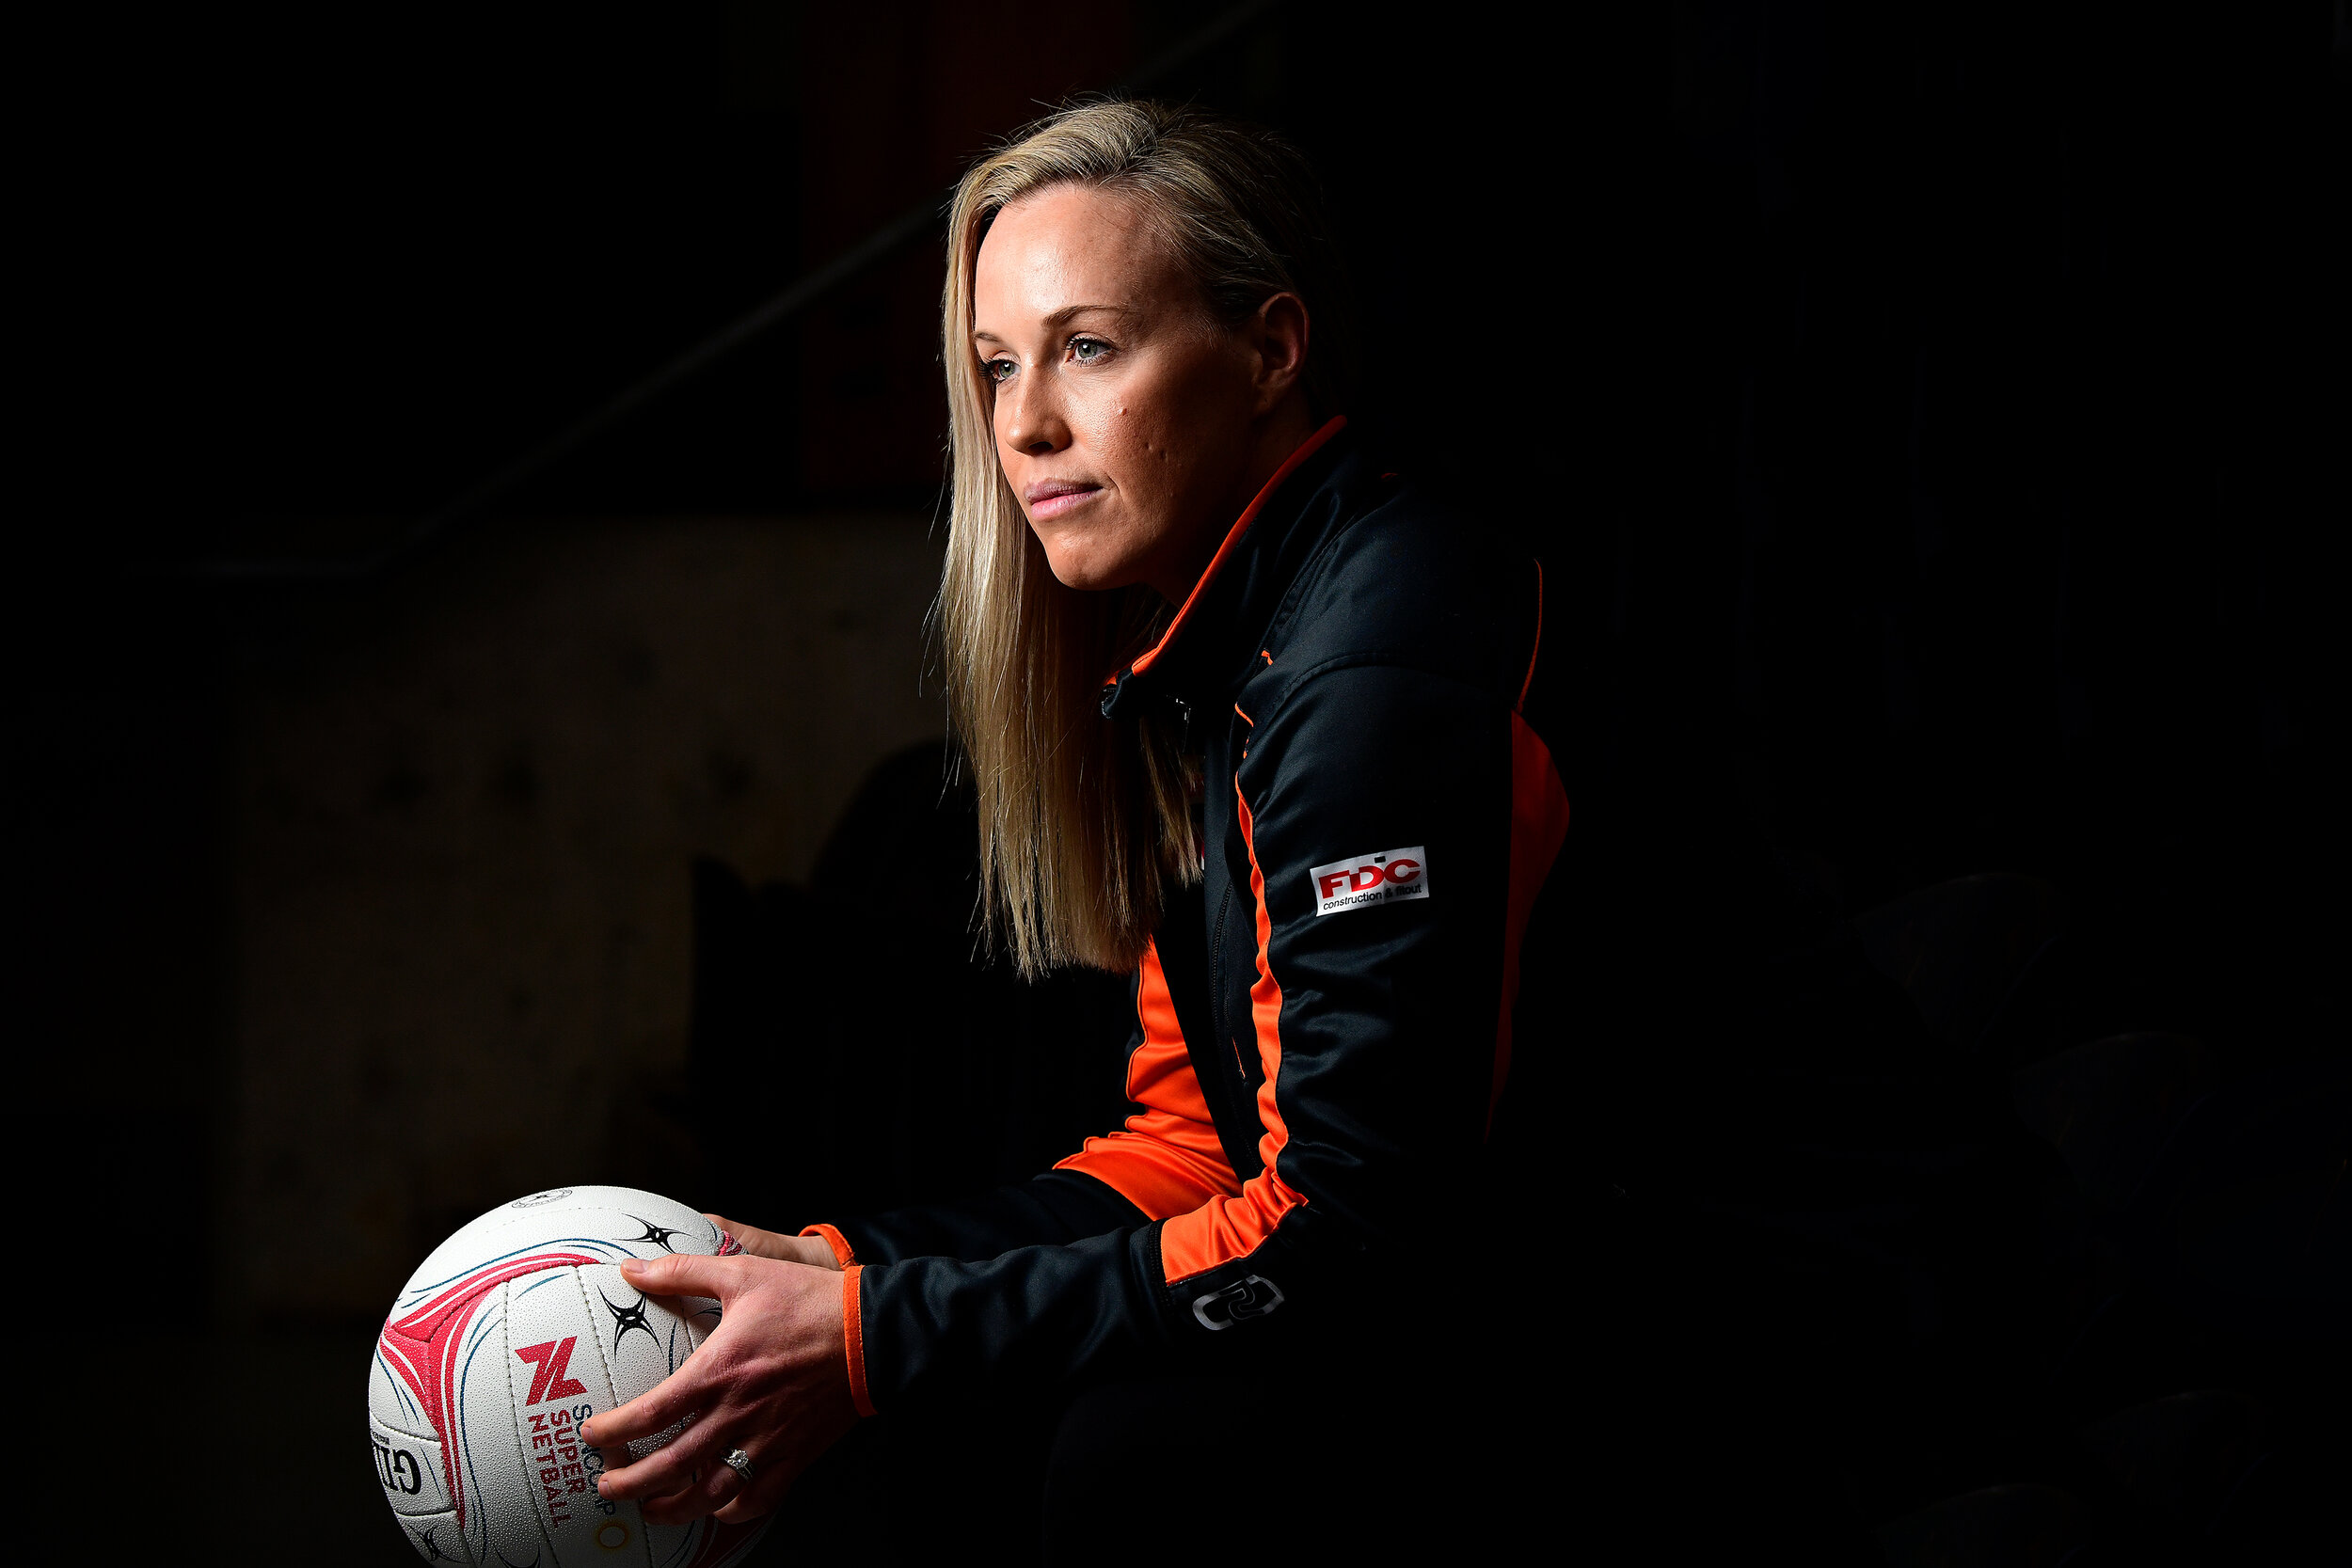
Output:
[1024, 479, 1102, 520]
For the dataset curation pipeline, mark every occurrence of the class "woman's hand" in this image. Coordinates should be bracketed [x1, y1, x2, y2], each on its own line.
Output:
[580, 1252, 860, 1524]
[706, 1212, 842, 1270]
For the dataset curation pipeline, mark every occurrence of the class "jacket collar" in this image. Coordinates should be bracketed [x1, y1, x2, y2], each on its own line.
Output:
[1101, 415, 1352, 721]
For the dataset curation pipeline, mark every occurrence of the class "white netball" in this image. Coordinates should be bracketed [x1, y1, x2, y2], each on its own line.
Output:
[369, 1185, 772, 1566]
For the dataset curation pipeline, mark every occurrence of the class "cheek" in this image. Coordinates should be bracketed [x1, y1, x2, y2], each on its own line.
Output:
[1082, 372, 1198, 481]
[1144, 342, 1255, 456]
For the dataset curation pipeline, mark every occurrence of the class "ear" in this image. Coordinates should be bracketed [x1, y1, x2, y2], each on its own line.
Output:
[1248, 292, 1311, 414]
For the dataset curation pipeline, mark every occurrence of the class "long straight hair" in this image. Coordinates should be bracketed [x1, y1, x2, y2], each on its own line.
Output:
[938, 100, 1353, 977]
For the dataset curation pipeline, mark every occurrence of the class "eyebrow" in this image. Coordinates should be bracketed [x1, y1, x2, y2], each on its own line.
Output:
[972, 303, 1135, 343]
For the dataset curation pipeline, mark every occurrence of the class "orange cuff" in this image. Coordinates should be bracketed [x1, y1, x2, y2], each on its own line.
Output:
[800, 1222, 856, 1267]
[840, 1263, 874, 1418]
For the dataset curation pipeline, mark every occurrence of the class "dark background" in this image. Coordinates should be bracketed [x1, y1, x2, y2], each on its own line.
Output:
[22, 1, 2344, 1561]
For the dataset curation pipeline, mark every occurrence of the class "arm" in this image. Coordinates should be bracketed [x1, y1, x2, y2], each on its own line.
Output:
[850, 663, 1566, 1406]
[800, 1172, 1144, 1265]
[713, 1175, 1149, 1273]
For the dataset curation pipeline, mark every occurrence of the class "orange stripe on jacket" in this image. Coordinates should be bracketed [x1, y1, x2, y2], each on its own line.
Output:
[798, 1222, 856, 1267]
[840, 1263, 873, 1417]
[1490, 711, 1570, 1132]
[1057, 939, 1242, 1219]
[1159, 783, 1310, 1284]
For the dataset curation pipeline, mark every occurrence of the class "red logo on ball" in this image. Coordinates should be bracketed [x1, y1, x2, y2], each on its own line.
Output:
[515, 1336, 589, 1406]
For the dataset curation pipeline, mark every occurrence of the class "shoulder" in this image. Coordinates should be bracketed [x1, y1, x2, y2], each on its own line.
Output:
[1248, 475, 1540, 719]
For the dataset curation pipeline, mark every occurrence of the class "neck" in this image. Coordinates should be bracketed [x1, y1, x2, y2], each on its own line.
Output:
[1146, 399, 1324, 604]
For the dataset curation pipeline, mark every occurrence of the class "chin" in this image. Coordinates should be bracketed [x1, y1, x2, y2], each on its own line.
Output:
[1041, 553, 1135, 594]
[1033, 532, 1142, 594]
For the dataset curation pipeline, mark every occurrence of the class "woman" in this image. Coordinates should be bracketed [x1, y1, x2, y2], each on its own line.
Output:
[583, 99, 1567, 1546]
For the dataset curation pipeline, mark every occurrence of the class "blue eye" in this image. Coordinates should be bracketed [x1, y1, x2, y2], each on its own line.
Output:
[983, 357, 1017, 384]
[1071, 337, 1110, 364]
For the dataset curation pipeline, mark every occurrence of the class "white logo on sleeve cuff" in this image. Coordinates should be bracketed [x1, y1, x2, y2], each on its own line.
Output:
[1310, 846, 1429, 916]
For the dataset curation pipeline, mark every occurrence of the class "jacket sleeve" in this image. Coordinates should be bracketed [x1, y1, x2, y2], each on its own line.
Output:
[842, 663, 1567, 1410]
[805, 1172, 1146, 1269]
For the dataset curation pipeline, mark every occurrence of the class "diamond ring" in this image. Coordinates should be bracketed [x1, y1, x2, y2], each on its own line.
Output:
[722, 1448, 755, 1487]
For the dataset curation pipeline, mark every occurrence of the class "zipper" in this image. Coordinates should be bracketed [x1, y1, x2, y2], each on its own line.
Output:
[1173, 695, 1193, 752]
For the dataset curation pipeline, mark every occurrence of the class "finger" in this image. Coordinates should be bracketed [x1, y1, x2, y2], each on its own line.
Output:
[703, 1215, 796, 1262]
[643, 1450, 746, 1527]
[631, 1425, 766, 1524]
[712, 1458, 799, 1525]
[583, 1362, 716, 1448]
[596, 1412, 723, 1503]
[617, 1252, 739, 1301]
[631, 1471, 713, 1529]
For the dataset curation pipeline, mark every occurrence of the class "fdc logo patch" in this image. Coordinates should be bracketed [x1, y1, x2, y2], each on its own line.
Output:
[1310, 846, 1429, 917]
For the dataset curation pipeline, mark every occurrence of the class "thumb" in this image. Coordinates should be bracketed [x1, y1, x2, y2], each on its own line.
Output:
[618, 1251, 737, 1299]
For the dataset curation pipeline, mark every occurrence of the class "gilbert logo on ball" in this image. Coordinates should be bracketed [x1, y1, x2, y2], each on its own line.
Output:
[369, 1185, 765, 1566]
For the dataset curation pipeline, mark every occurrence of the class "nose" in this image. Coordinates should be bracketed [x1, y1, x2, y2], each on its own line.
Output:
[997, 365, 1072, 459]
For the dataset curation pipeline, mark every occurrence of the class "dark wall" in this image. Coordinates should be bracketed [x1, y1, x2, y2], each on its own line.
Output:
[1531, 3, 2342, 1070]
[1289, 3, 2338, 1071]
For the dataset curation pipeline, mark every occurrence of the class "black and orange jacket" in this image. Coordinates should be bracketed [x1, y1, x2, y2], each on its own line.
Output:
[802, 418, 1568, 1415]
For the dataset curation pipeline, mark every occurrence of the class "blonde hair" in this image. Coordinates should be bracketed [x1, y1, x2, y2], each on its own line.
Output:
[937, 100, 1352, 977]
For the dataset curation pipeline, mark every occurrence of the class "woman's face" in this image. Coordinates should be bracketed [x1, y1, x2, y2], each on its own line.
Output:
[973, 182, 1310, 601]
